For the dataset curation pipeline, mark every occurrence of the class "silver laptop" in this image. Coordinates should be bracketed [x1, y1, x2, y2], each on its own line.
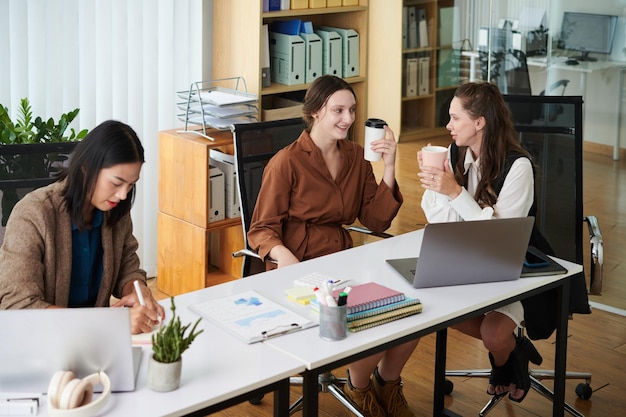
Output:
[386, 217, 535, 288]
[0, 307, 142, 394]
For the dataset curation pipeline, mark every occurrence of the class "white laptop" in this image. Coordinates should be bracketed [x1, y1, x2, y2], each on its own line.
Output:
[0, 307, 142, 394]
[386, 217, 535, 288]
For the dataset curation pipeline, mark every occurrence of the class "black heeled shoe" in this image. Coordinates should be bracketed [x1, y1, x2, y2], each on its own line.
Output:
[487, 352, 512, 397]
[508, 336, 543, 403]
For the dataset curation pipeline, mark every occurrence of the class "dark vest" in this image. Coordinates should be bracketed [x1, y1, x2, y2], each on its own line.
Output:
[449, 143, 560, 339]
[449, 143, 554, 256]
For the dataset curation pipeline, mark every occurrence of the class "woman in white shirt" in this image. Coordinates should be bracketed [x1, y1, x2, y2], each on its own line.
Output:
[418, 82, 542, 403]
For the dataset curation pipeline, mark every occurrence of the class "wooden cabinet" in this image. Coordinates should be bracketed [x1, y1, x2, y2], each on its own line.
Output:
[369, 0, 465, 142]
[212, 0, 370, 144]
[157, 129, 243, 296]
[159, 2, 374, 295]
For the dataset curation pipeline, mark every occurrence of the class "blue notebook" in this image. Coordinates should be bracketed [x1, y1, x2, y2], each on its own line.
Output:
[346, 297, 421, 322]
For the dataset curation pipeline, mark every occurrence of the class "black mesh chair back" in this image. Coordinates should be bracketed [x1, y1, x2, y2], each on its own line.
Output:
[505, 94, 594, 315]
[231, 117, 305, 277]
[0, 142, 77, 239]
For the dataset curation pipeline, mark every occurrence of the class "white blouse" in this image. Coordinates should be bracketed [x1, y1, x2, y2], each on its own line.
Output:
[421, 147, 534, 223]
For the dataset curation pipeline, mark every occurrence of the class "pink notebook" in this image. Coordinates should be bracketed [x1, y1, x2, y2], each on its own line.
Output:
[333, 282, 405, 315]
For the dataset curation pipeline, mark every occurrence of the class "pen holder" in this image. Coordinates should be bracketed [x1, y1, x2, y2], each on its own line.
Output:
[319, 304, 347, 341]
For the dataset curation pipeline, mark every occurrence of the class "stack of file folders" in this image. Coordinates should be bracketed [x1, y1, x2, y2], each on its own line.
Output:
[310, 282, 423, 333]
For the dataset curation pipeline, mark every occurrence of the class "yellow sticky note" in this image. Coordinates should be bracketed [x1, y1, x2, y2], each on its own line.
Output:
[285, 287, 316, 304]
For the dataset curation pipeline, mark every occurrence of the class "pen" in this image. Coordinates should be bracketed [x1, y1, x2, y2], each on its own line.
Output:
[133, 280, 146, 306]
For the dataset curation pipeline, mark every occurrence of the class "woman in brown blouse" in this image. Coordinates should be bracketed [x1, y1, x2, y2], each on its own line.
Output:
[248, 75, 418, 417]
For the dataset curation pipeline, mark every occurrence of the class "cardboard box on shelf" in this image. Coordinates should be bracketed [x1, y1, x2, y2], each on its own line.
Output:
[291, 0, 308, 9]
[309, 0, 326, 7]
[262, 97, 304, 121]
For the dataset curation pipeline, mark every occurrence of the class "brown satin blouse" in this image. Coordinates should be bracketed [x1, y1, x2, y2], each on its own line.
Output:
[247, 130, 403, 263]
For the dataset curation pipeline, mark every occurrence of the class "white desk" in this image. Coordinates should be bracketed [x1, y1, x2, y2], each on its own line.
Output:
[75, 229, 579, 417]
[155, 229, 580, 417]
[257, 230, 581, 417]
[38, 299, 304, 417]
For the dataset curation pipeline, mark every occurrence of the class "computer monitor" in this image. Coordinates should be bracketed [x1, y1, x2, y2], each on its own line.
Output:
[558, 12, 618, 62]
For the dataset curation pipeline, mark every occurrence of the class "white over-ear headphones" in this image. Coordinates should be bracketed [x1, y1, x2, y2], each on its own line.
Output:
[47, 371, 111, 417]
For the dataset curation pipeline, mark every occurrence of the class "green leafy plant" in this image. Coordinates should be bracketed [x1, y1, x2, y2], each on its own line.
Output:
[0, 98, 88, 144]
[0, 98, 89, 226]
[151, 297, 204, 363]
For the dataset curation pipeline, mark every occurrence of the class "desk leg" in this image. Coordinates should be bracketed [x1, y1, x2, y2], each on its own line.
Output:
[552, 278, 571, 417]
[273, 378, 291, 417]
[434, 329, 462, 417]
[302, 370, 319, 417]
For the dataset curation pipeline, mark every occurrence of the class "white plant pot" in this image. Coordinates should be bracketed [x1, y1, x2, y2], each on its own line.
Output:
[148, 355, 182, 392]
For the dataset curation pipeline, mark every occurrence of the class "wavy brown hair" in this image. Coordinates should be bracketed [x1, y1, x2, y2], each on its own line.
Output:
[452, 82, 530, 208]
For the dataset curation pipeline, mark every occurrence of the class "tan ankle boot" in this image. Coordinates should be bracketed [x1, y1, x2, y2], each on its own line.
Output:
[342, 371, 385, 417]
[372, 374, 415, 417]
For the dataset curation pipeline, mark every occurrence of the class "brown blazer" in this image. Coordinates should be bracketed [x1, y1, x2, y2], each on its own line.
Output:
[0, 181, 146, 309]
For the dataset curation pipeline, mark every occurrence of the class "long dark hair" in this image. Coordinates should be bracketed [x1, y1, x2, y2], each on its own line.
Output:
[452, 82, 530, 208]
[302, 75, 356, 133]
[57, 120, 144, 229]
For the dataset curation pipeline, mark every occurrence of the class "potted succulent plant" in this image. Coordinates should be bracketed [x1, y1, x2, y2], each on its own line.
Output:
[0, 98, 88, 226]
[148, 297, 204, 392]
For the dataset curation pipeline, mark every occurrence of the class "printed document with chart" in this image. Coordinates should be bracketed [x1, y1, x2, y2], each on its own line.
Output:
[190, 290, 317, 343]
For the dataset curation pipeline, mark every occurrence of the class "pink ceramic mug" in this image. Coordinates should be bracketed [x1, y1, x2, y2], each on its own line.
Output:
[421, 145, 448, 170]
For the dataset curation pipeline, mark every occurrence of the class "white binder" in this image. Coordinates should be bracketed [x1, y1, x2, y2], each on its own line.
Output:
[407, 6, 418, 49]
[405, 57, 418, 97]
[418, 56, 430, 96]
[315, 28, 343, 77]
[210, 149, 240, 219]
[319, 26, 359, 78]
[418, 8, 429, 47]
[300, 32, 323, 83]
[209, 166, 225, 222]
[261, 24, 271, 87]
[269, 31, 305, 85]
[402, 6, 409, 50]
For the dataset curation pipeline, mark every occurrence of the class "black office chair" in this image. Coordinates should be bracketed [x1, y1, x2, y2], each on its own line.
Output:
[0, 142, 77, 236]
[445, 95, 603, 417]
[230, 117, 372, 416]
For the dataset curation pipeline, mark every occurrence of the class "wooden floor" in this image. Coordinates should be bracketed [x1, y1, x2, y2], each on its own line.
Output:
[148, 138, 626, 417]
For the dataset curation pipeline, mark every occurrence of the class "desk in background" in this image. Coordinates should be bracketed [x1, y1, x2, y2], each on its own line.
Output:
[462, 51, 625, 160]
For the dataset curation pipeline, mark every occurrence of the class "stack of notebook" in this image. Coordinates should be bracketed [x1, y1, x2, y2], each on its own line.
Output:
[311, 282, 423, 332]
